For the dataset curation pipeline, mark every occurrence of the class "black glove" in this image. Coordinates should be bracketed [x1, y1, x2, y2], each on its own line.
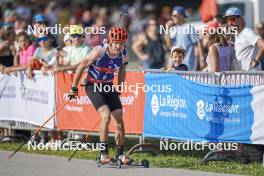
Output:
[68, 86, 78, 100]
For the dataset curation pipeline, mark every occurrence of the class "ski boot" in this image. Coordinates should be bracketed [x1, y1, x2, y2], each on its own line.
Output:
[96, 154, 114, 167]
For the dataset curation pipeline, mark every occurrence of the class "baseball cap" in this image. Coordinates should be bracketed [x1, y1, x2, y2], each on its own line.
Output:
[171, 45, 185, 55]
[33, 14, 47, 23]
[69, 25, 83, 35]
[224, 7, 243, 17]
[172, 6, 187, 18]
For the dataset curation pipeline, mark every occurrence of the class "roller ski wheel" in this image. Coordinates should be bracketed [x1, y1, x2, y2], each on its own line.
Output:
[141, 159, 149, 168]
[96, 157, 101, 167]
[117, 159, 122, 168]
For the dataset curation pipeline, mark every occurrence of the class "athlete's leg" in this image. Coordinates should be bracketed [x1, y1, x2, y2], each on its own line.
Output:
[111, 109, 127, 161]
[97, 105, 113, 163]
[111, 109, 125, 146]
[85, 84, 112, 162]
[98, 105, 111, 144]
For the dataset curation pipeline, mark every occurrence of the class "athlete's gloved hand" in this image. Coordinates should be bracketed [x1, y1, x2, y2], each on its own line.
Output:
[116, 91, 121, 96]
[68, 86, 78, 100]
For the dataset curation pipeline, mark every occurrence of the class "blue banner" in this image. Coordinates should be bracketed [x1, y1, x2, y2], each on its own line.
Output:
[143, 73, 255, 143]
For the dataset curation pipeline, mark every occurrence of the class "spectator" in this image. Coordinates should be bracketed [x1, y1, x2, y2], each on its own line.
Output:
[162, 45, 188, 71]
[204, 21, 233, 72]
[44, 1, 59, 27]
[54, 25, 91, 72]
[0, 24, 16, 68]
[27, 33, 57, 79]
[30, 14, 57, 47]
[159, 6, 171, 26]
[0, 22, 4, 73]
[256, 22, 264, 70]
[224, 7, 264, 71]
[14, 1, 32, 21]
[81, 10, 94, 27]
[164, 6, 204, 71]
[84, 14, 107, 47]
[4, 9, 16, 23]
[4, 31, 36, 74]
[14, 18, 27, 33]
[31, 14, 47, 38]
[53, 33, 72, 66]
[213, 14, 225, 25]
[132, 18, 165, 69]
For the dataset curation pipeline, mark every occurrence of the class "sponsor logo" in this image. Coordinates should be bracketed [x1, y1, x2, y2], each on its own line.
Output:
[151, 94, 159, 116]
[195, 99, 240, 123]
[196, 100, 205, 120]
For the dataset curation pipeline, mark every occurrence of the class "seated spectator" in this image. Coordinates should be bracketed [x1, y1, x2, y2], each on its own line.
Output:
[162, 45, 188, 71]
[54, 25, 91, 72]
[4, 31, 36, 74]
[204, 21, 233, 72]
[27, 33, 57, 79]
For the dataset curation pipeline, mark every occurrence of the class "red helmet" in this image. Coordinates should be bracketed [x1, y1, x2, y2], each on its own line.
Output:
[108, 26, 128, 42]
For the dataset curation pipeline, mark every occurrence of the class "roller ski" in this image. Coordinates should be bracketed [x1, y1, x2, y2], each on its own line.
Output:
[96, 154, 149, 168]
[115, 155, 149, 168]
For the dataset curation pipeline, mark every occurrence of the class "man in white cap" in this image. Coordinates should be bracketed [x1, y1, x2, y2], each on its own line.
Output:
[225, 7, 264, 70]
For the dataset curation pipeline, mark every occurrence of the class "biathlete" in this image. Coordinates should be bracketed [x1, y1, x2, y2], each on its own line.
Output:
[68, 26, 131, 164]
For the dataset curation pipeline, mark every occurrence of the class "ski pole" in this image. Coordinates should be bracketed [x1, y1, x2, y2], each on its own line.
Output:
[7, 101, 68, 159]
[68, 118, 101, 161]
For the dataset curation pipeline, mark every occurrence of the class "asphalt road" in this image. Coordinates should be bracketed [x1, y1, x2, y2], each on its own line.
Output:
[0, 151, 238, 176]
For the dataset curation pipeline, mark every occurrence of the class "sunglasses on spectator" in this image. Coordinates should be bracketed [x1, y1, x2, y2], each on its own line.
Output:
[70, 34, 82, 38]
[37, 36, 49, 42]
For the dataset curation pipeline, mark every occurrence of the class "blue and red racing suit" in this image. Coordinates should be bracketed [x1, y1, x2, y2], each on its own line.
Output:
[86, 40, 128, 84]
[84, 39, 128, 111]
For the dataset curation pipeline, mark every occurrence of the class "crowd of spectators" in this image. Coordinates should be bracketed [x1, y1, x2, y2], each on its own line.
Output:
[0, 0, 264, 78]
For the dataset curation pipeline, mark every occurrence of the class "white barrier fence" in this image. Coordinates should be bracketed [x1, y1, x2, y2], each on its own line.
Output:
[220, 71, 264, 86]
[0, 71, 55, 130]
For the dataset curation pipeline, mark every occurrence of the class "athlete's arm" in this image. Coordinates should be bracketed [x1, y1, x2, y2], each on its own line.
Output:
[71, 46, 102, 87]
[117, 55, 129, 92]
